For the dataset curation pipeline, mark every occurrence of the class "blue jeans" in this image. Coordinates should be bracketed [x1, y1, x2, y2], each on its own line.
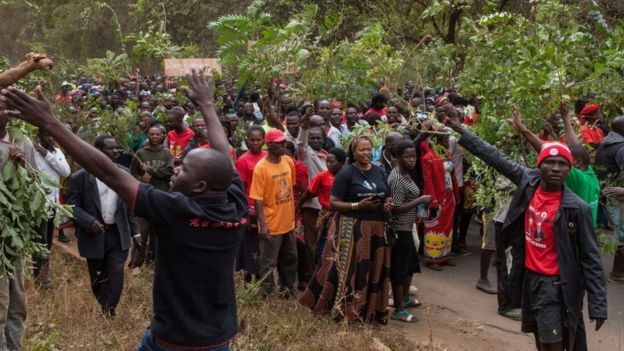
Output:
[136, 331, 230, 351]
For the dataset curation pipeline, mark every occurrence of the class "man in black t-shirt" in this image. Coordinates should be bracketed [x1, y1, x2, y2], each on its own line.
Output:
[0, 71, 247, 351]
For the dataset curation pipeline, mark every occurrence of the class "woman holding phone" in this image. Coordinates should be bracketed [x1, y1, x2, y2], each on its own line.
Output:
[299, 135, 394, 324]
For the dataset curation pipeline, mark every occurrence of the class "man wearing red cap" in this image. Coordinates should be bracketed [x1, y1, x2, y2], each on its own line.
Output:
[444, 117, 607, 351]
[578, 102, 606, 146]
[250, 128, 298, 297]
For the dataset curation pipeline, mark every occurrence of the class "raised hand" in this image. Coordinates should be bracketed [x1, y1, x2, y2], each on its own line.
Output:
[0, 86, 55, 128]
[443, 116, 464, 133]
[301, 105, 314, 130]
[183, 70, 214, 107]
[559, 101, 570, 121]
[509, 105, 527, 133]
[184, 70, 228, 156]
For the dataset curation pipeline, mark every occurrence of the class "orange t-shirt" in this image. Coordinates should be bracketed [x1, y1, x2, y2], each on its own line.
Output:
[249, 156, 296, 235]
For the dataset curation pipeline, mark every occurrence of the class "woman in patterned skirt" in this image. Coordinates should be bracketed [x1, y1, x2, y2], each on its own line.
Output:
[299, 135, 394, 324]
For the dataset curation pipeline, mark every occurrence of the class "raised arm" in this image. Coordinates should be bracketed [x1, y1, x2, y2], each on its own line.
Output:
[560, 102, 580, 146]
[183, 70, 230, 157]
[0, 87, 139, 207]
[261, 95, 285, 132]
[444, 116, 528, 186]
[509, 106, 543, 153]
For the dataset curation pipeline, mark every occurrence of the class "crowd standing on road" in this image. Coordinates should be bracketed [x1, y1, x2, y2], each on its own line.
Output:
[0, 70, 618, 351]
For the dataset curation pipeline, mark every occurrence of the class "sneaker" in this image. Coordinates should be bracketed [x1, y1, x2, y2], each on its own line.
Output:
[476, 278, 497, 294]
[58, 231, 71, 243]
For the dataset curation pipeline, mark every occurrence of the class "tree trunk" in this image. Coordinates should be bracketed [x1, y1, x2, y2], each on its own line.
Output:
[498, 0, 510, 11]
[445, 7, 463, 44]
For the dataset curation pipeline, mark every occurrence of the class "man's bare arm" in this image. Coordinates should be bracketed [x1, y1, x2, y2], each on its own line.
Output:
[509, 105, 543, 153]
[560, 102, 580, 146]
[184, 70, 230, 157]
[0, 87, 139, 206]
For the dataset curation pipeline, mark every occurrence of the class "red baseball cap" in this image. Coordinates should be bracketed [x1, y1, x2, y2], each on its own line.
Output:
[265, 128, 287, 144]
[580, 103, 599, 116]
[537, 142, 573, 167]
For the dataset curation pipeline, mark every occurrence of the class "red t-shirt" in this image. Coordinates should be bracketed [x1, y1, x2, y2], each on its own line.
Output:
[524, 188, 561, 276]
[578, 118, 604, 145]
[167, 128, 195, 159]
[308, 170, 334, 210]
[235, 150, 268, 214]
[463, 111, 478, 126]
[198, 142, 238, 161]
[365, 107, 388, 117]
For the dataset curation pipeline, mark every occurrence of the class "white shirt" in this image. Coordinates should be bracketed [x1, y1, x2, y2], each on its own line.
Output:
[96, 178, 118, 224]
[327, 126, 342, 147]
[35, 147, 71, 204]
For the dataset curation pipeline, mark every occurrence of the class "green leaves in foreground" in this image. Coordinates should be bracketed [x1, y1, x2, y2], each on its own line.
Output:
[0, 159, 72, 278]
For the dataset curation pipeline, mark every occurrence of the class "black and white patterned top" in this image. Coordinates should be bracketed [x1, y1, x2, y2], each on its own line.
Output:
[388, 167, 421, 232]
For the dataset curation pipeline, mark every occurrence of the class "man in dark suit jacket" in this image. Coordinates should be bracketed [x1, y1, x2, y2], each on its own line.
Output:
[68, 134, 139, 317]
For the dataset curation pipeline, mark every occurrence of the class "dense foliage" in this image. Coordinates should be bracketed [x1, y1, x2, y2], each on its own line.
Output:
[0, 127, 72, 278]
[0, 0, 623, 234]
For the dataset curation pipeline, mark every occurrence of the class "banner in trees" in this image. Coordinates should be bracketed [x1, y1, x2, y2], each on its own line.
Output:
[164, 58, 221, 77]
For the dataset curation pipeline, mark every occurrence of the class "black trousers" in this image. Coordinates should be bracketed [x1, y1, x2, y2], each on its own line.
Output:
[86, 225, 128, 312]
[33, 217, 55, 281]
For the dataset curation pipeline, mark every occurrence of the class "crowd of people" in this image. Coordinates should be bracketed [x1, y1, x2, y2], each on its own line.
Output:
[0, 69, 618, 351]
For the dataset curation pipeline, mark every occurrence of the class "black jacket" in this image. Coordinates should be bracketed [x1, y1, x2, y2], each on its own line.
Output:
[68, 168, 139, 259]
[594, 131, 624, 180]
[459, 130, 607, 351]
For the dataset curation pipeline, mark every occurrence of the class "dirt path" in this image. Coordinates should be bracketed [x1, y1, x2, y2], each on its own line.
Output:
[392, 220, 624, 351]
[54, 223, 623, 350]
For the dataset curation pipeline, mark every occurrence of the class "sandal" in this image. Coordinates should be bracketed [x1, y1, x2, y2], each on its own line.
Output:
[402, 296, 421, 308]
[499, 308, 522, 321]
[391, 309, 419, 323]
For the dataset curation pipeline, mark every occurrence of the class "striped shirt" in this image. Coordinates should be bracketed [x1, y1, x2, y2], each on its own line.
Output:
[388, 167, 420, 232]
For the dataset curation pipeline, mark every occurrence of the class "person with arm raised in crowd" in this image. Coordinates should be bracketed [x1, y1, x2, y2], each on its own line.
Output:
[444, 114, 606, 351]
[1, 70, 247, 351]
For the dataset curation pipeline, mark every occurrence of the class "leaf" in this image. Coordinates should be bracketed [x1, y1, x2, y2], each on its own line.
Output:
[2, 162, 13, 180]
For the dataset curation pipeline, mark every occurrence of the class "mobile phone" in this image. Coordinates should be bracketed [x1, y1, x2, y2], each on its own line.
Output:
[372, 194, 385, 202]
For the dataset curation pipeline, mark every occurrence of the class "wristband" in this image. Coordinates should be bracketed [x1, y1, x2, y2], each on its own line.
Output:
[351, 202, 359, 210]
